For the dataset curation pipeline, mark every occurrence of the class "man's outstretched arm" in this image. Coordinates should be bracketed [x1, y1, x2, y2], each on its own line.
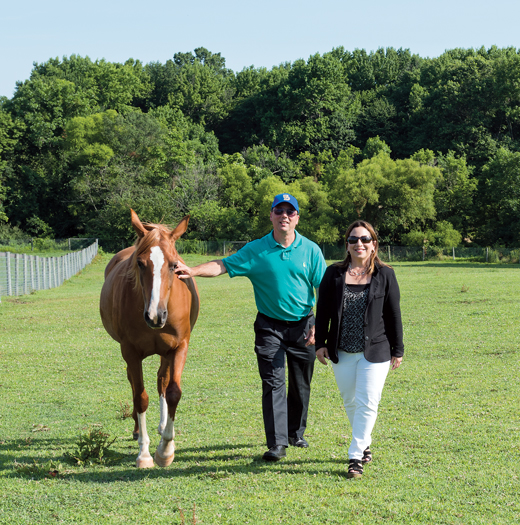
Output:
[175, 260, 227, 279]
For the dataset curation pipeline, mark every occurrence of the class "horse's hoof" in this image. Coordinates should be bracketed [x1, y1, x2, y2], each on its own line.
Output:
[136, 456, 154, 469]
[132, 431, 139, 441]
[154, 450, 174, 467]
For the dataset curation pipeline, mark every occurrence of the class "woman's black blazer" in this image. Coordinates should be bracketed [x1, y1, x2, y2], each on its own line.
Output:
[315, 262, 404, 364]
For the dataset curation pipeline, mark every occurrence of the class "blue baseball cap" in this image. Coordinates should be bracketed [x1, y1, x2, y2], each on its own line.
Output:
[271, 193, 299, 213]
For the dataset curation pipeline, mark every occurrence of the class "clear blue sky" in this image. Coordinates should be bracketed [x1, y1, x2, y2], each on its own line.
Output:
[1, 0, 519, 99]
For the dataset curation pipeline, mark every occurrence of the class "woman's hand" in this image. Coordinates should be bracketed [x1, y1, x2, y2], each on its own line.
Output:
[316, 347, 330, 365]
[391, 356, 402, 370]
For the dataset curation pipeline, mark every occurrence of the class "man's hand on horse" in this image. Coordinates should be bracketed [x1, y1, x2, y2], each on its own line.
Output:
[174, 262, 192, 279]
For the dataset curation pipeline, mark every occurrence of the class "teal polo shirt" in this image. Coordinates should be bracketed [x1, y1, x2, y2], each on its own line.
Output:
[222, 231, 327, 321]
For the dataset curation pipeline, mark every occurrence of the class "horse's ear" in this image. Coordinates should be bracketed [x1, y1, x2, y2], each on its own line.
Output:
[171, 215, 190, 241]
[130, 209, 147, 239]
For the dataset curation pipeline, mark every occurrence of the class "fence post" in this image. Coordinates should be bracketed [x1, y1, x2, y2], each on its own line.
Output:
[53, 257, 57, 288]
[387, 245, 391, 262]
[486, 247, 489, 263]
[14, 254, 19, 295]
[453, 247, 455, 261]
[22, 254, 27, 295]
[6, 254, 12, 296]
[35, 256, 40, 291]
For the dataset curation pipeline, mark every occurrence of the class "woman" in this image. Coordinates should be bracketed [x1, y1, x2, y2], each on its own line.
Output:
[315, 220, 403, 479]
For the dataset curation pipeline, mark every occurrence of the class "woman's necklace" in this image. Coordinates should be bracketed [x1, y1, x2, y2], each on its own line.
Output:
[348, 263, 367, 276]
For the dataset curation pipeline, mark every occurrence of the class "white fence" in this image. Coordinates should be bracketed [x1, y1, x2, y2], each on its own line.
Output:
[0, 240, 98, 299]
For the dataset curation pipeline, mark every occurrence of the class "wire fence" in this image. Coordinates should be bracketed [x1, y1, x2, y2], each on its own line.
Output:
[100, 239, 520, 263]
[0, 237, 97, 254]
[0, 240, 98, 299]
[376, 245, 520, 264]
[95, 239, 250, 256]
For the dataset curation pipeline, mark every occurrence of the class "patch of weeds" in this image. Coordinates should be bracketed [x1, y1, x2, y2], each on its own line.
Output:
[461, 284, 469, 293]
[7, 298, 29, 304]
[118, 400, 132, 420]
[203, 469, 232, 481]
[178, 503, 198, 525]
[67, 424, 118, 465]
[32, 423, 50, 432]
[14, 459, 64, 479]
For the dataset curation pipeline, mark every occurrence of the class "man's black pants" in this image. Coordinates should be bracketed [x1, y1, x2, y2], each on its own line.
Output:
[254, 312, 316, 448]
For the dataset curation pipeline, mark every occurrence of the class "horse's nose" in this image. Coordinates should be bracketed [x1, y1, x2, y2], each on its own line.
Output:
[144, 308, 168, 329]
[159, 308, 168, 325]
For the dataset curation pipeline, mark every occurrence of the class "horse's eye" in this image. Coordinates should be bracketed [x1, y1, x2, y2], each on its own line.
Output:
[137, 260, 145, 269]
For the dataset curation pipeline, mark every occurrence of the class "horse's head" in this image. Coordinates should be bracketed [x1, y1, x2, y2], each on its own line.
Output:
[130, 209, 189, 329]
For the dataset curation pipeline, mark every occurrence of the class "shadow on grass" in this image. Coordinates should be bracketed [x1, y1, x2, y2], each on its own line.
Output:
[3, 437, 351, 481]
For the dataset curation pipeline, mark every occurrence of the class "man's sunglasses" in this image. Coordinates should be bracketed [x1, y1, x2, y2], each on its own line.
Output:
[347, 236, 373, 244]
[273, 207, 298, 217]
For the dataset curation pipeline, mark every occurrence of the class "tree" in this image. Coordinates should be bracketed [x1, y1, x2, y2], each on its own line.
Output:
[329, 152, 442, 242]
[151, 48, 236, 128]
[363, 136, 392, 159]
[217, 53, 358, 159]
[242, 145, 300, 184]
[402, 221, 462, 247]
[265, 53, 358, 157]
[296, 177, 338, 244]
[30, 55, 151, 114]
[479, 147, 520, 245]
[434, 151, 476, 238]
[2, 76, 97, 235]
[0, 104, 22, 222]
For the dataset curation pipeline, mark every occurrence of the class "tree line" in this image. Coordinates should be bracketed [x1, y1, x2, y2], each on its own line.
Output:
[0, 46, 519, 247]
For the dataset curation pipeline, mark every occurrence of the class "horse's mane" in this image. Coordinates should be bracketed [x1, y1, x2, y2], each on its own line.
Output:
[127, 222, 176, 289]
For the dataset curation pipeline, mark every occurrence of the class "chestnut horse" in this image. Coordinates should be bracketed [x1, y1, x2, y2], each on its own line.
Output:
[100, 210, 199, 468]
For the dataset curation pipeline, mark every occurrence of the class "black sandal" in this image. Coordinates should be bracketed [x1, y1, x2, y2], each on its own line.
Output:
[347, 459, 363, 478]
[362, 446, 372, 464]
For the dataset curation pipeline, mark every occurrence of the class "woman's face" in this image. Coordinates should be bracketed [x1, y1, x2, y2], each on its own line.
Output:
[347, 226, 375, 264]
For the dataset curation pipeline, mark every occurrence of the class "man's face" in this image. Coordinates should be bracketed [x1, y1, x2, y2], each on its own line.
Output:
[270, 204, 300, 235]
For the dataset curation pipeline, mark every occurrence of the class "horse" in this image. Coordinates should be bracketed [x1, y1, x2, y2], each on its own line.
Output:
[100, 209, 199, 468]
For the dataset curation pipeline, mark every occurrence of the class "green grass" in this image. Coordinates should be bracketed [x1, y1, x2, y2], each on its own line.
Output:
[0, 256, 519, 524]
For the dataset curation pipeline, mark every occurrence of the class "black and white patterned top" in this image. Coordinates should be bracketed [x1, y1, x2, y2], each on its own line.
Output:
[338, 283, 370, 353]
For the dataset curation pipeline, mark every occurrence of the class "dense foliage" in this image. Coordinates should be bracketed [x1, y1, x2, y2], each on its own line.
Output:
[1, 46, 519, 246]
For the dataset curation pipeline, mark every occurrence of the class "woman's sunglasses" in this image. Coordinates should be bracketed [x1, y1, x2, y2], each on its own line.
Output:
[347, 236, 373, 244]
[273, 207, 298, 217]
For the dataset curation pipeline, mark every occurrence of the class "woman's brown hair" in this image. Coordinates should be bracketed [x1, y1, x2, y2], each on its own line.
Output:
[335, 220, 390, 274]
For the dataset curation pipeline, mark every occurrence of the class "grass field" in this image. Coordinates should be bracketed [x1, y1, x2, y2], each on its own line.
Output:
[0, 254, 519, 524]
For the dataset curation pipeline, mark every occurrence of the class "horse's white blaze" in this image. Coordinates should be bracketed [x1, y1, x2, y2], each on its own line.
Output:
[148, 246, 165, 321]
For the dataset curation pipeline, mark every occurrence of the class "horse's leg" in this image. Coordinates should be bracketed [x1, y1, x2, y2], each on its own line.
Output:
[123, 348, 154, 469]
[154, 344, 188, 467]
[126, 366, 140, 441]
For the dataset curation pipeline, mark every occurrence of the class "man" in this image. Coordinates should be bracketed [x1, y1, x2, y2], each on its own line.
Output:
[175, 194, 326, 461]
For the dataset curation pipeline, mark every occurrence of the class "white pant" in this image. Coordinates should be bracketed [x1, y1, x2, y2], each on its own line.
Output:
[332, 351, 390, 460]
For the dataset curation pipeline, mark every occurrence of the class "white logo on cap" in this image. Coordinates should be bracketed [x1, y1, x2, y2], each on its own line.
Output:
[283, 194, 290, 201]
